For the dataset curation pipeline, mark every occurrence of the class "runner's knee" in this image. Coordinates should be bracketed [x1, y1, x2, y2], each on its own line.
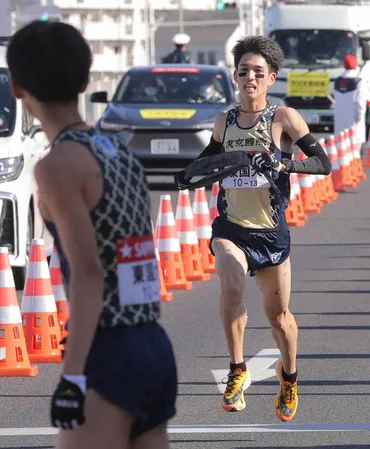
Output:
[218, 258, 246, 302]
[265, 308, 290, 331]
[212, 239, 247, 302]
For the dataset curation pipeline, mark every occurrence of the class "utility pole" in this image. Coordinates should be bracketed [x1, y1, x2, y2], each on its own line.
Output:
[178, 0, 184, 33]
[250, 0, 256, 35]
[144, 0, 150, 65]
[149, 1, 156, 64]
[238, 0, 248, 36]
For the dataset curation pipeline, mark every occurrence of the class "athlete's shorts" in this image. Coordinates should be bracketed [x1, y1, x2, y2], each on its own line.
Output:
[210, 215, 290, 277]
[82, 322, 177, 439]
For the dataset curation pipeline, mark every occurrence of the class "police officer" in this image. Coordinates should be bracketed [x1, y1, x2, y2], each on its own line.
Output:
[162, 33, 191, 64]
[334, 54, 368, 147]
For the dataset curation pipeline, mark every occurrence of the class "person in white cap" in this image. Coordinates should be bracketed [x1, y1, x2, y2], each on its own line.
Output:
[162, 33, 191, 64]
[334, 54, 368, 148]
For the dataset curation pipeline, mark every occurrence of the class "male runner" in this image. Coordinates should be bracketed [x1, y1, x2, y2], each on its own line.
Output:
[7, 21, 177, 448]
[175, 36, 331, 421]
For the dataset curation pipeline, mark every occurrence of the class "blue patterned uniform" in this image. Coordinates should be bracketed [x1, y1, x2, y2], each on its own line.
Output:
[44, 128, 177, 438]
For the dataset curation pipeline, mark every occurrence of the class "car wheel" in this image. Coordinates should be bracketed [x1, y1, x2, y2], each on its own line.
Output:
[13, 209, 33, 292]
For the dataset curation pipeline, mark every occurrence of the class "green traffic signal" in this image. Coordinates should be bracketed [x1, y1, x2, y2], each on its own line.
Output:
[40, 13, 49, 21]
[216, 1, 226, 11]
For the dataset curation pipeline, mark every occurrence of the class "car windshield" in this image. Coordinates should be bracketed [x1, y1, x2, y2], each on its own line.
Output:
[0, 68, 16, 137]
[113, 68, 230, 105]
[270, 29, 357, 68]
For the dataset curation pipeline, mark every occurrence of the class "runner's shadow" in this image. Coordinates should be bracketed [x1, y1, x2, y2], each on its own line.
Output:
[247, 325, 370, 330]
[291, 290, 370, 294]
[170, 440, 254, 444]
[231, 444, 370, 449]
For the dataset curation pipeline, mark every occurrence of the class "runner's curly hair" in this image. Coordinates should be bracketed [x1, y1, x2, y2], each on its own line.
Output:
[232, 36, 284, 74]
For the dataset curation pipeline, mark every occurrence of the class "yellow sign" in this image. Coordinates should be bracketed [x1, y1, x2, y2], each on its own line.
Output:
[287, 72, 330, 97]
[140, 109, 196, 120]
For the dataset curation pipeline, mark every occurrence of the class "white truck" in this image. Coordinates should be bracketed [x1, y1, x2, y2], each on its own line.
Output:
[264, 0, 370, 134]
[0, 41, 53, 290]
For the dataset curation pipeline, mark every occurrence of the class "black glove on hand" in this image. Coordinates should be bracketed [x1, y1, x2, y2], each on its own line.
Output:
[51, 375, 86, 430]
[174, 169, 189, 190]
[251, 152, 282, 172]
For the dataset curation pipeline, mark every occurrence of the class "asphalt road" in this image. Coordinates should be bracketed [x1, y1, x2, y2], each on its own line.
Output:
[2, 167, 370, 448]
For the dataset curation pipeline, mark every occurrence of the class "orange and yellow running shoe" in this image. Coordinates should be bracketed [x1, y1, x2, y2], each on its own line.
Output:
[221, 367, 251, 412]
[274, 360, 298, 422]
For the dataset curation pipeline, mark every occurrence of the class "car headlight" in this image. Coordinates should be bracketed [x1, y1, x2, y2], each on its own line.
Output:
[100, 119, 131, 131]
[194, 122, 214, 130]
[0, 155, 24, 183]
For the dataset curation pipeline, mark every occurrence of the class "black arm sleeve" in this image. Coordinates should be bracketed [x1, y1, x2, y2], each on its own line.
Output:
[283, 133, 332, 175]
[195, 135, 223, 160]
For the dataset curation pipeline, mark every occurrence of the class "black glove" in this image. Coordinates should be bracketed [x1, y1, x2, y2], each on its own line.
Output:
[174, 169, 189, 190]
[281, 158, 293, 173]
[51, 375, 86, 430]
[251, 151, 282, 172]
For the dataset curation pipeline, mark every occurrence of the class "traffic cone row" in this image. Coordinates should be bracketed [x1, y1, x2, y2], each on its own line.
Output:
[0, 239, 69, 376]
[2, 133, 366, 376]
[153, 184, 220, 298]
[286, 125, 368, 227]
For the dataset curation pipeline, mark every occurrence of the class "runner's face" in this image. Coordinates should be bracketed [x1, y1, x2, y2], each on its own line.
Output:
[234, 53, 276, 102]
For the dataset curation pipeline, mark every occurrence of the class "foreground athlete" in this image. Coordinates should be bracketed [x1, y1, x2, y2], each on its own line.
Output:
[7, 21, 177, 448]
[175, 36, 331, 421]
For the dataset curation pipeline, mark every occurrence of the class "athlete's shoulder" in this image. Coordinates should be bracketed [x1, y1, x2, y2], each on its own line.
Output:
[275, 106, 303, 123]
[213, 108, 234, 141]
[34, 140, 83, 199]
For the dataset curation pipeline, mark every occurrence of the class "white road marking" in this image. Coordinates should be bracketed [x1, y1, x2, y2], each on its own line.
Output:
[211, 348, 281, 393]
[1, 423, 370, 436]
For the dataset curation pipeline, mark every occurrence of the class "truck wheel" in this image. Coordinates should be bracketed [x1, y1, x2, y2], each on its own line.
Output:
[13, 209, 33, 292]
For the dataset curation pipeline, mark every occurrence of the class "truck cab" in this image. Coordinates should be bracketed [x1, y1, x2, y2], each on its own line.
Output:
[0, 42, 52, 289]
[264, 0, 370, 133]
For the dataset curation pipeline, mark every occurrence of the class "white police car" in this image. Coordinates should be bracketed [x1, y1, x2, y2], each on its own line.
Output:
[0, 42, 52, 289]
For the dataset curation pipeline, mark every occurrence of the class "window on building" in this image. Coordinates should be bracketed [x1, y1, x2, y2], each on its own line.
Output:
[90, 41, 102, 54]
[126, 16, 133, 34]
[197, 51, 206, 64]
[127, 45, 134, 66]
[169, 0, 178, 5]
[124, 0, 132, 4]
[113, 14, 121, 23]
[77, 0, 83, 3]
[91, 11, 99, 22]
[208, 51, 216, 65]
[114, 45, 122, 54]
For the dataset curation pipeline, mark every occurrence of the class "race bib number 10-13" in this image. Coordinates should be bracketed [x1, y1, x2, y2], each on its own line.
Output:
[116, 235, 160, 306]
[223, 166, 270, 189]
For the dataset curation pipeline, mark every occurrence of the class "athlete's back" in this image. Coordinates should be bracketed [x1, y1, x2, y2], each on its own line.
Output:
[45, 128, 161, 328]
[6, 19, 177, 447]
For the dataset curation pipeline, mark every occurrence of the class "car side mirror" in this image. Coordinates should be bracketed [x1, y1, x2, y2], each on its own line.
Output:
[27, 125, 42, 138]
[90, 91, 108, 103]
[362, 40, 370, 61]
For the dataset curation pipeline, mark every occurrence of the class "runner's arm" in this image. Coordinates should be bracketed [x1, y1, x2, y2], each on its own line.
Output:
[174, 111, 227, 188]
[34, 149, 104, 375]
[281, 107, 332, 175]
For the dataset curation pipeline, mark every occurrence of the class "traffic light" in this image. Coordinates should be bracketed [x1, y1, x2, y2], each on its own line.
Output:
[216, 0, 236, 10]
[40, 13, 49, 21]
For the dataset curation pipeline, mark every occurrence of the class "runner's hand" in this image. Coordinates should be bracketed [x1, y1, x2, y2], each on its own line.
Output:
[251, 152, 281, 172]
[51, 375, 87, 430]
[174, 169, 189, 190]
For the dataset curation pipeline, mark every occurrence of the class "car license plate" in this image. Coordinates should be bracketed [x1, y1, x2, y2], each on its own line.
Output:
[150, 139, 179, 154]
[308, 114, 320, 124]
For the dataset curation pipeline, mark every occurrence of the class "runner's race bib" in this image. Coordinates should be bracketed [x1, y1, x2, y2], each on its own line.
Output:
[223, 166, 270, 189]
[116, 235, 160, 306]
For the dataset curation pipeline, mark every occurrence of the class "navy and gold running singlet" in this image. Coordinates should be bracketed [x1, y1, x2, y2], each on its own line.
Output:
[211, 102, 293, 275]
